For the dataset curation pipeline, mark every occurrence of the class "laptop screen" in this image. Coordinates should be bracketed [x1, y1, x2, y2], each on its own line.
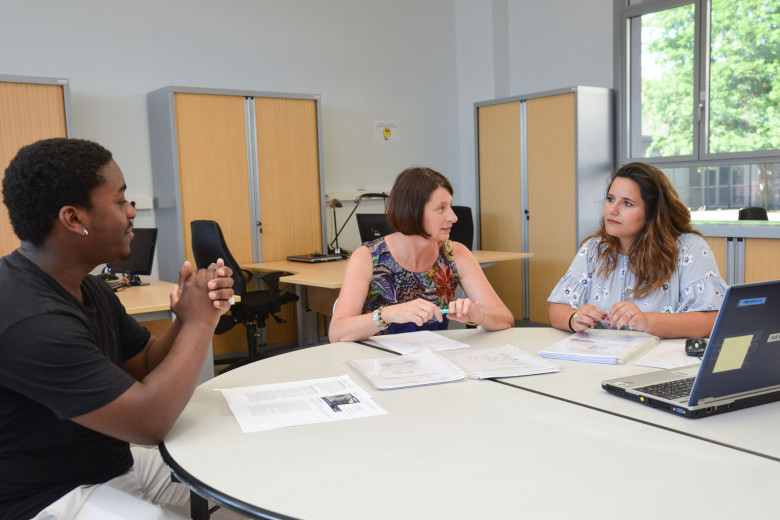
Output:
[690, 279, 780, 404]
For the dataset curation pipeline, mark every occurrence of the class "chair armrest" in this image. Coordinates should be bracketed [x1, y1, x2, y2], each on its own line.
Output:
[249, 271, 296, 312]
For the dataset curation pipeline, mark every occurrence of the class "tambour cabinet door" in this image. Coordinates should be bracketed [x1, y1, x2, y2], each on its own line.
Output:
[173, 93, 253, 267]
[0, 81, 68, 256]
[526, 93, 576, 324]
[704, 237, 727, 281]
[745, 239, 780, 283]
[173, 92, 254, 354]
[255, 97, 323, 344]
[477, 101, 524, 320]
[254, 97, 322, 261]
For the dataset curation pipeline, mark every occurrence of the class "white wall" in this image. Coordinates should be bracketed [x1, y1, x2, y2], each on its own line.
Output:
[1, 0, 459, 228]
[506, 0, 614, 94]
[0, 0, 614, 255]
[451, 0, 614, 248]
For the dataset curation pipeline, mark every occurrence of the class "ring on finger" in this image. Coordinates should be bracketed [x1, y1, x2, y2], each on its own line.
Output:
[629, 310, 635, 317]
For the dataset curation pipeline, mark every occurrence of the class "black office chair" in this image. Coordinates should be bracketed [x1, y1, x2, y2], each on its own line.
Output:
[738, 207, 768, 221]
[190, 220, 298, 372]
[450, 206, 474, 250]
[356, 213, 394, 243]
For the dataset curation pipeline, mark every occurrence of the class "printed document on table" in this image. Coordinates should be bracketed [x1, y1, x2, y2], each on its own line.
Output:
[220, 374, 386, 433]
[539, 330, 657, 364]
[442, 344, 559, 379]
[349, 349, 466, 390]
[368, 330, 470, 355]
[634, 340, 703, 369]
[349, 345, 559, 390]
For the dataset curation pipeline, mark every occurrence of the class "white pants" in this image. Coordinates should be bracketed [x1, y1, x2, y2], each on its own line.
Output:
[32, 446, 246, 520]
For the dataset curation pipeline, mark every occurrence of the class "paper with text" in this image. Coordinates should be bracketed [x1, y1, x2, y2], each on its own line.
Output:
[369, 330, 470, 355]
[634, 340, 703, 369]
[220, 374, 386, 433]
[349, 349, 466, 389]
[350, 345, 559, 390]
[442, 344, 560, 379]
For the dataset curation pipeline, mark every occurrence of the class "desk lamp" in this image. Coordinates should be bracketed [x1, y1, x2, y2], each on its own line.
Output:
[328, 198, 344, 255]
[327, 193, 388, 257]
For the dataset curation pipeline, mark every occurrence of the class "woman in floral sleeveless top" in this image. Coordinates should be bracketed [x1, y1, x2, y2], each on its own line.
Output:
[329, 167, 513, 341]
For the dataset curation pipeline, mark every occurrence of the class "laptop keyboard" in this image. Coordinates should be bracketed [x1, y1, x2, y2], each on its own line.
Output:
[636, 377, 696, 400]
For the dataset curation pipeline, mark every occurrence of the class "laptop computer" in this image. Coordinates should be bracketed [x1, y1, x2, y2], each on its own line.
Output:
[602, 279, 780, 418]
[286, 252, 343, 263]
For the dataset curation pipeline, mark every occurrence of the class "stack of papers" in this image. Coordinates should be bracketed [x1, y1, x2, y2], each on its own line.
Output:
[349, 345, 559, 390]
[539, 330, 658, 365]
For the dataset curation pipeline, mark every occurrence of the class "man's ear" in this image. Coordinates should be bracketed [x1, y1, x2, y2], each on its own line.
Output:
[59, 205, 88, 237]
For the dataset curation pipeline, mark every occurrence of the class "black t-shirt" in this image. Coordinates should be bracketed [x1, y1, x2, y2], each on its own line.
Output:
[0, 251, 151, 519]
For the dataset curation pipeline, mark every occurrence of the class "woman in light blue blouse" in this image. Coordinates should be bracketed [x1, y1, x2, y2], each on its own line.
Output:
[548, 162, 728, 338]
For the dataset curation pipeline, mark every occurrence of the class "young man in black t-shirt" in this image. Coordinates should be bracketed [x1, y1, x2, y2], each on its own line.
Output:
[0, 138, 235, 519]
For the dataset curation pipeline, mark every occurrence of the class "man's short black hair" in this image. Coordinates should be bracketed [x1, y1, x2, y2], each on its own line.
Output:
[2, 138, 113, 246]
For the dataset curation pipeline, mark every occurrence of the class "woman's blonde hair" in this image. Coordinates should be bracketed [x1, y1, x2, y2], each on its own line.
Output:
[587, 162, 700, 299]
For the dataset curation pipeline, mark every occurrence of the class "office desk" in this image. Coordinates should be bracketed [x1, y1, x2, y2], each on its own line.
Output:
[117, 279, 214, 383]
[162, 340, 780, 520]
[435, 327, 780, 461]
[243, 250, 531, 347]
[471, 249, 530, 267]
[117, 278, 176, 320]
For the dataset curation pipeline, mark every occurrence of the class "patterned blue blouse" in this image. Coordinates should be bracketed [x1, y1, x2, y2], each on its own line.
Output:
[548, 233, 728, 319]
[362, 237, 459, 335]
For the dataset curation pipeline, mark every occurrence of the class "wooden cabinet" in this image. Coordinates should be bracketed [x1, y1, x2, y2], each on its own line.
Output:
[0, 75, 71, 256]
[148, 87, 325, 351]
[700, 226, 780, 285]
[476, 87, 613, 323]
[745, 239, 780, 283]
[703, 236, 728, 281]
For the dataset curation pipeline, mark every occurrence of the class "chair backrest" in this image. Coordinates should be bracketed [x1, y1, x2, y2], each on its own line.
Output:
[190, 220, 247, 297]
[738, 206, 768, 221]
[450, 205, 474, 250]
[355, 207, 475, 249]
[356, 213, 394, 243]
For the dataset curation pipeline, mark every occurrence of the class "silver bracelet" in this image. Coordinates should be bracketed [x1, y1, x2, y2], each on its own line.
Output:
[372, 308, 388, 330]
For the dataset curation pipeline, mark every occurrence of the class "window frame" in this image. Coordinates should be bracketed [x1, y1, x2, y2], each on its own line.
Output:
[615, 0, 780, 168]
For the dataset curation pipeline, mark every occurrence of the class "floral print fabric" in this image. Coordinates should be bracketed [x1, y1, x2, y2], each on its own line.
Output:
[363, 237, 459, 335]
[548, 233, 728, 315]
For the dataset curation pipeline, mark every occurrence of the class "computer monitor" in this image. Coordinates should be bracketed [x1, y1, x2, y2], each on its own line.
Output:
[356, 213, 394, 244]
[108, 228, 158, 286]
[450, 206, 474, 250]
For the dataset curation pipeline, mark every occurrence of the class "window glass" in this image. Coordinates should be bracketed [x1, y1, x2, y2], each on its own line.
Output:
[620, 0, 780, 221]
[662, 163, 780, 219]
[630, 4, 695, 158]
[708, 0, 780, 154]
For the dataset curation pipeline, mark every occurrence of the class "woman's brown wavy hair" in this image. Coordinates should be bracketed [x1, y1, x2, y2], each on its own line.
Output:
[586, 162, 700, 299]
